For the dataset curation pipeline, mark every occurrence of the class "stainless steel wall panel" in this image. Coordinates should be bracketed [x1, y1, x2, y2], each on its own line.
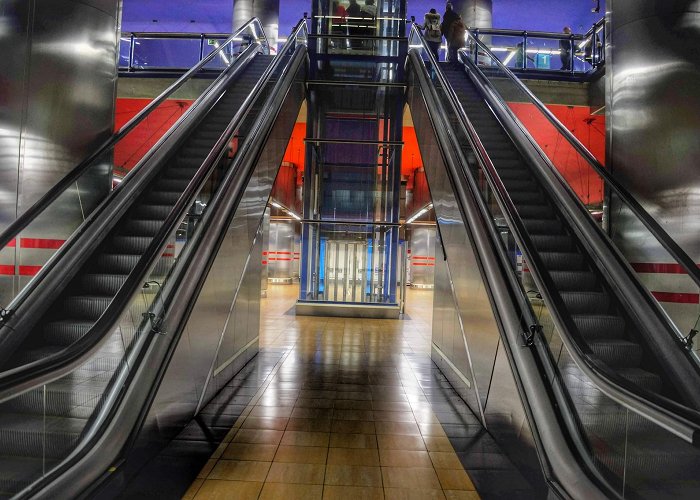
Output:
[0, 0, 119, 303]
[606, 0, 700, 332]
[409, 226, 435, 287]
[452, 0, 493, 29]
[268, 220, 295, 280]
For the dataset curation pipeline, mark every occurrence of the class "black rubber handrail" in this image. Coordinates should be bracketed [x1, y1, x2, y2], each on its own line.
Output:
[0, 17, 268, 252]
[0, 18, 307, 406]
[409, 23, 700, 445]
[462, 33, 700, 291]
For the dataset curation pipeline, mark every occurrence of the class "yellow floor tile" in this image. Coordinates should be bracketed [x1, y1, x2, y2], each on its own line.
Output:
[274, 445, 328, 464]
[193, 480, 262, 500]
[430, 452, 464, 470]
[379, 449, 433, 467]
[323, 485, 385, 500]
[259, 482, 323, 500]
[221, 443, 278, 462]
[232, 428, 284, 445]
[444, 491, 481, 500]
[384, 488, 446, 500]
[376, 434, 426, 451]
[281, 430, 331, 447]
[436, 469, 476, 490]
[329, 432, 378, 449]
[182, 478, 203, 499]
[324, 464, 383, 487]
[207, 460, 271, 482]
[327, 447, 380, 466]
[266, 462, 325, 484]
[240, 416, 289, 430]
[423, 436, 454, 452]
[382, 466, 442, 490]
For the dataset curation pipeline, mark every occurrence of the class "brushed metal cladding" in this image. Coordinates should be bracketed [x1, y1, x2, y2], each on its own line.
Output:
[410, 226, 436, 287]
[606, 0, 700, 332]
[269, 219, 295, 280]
[452, 0, 493, 29]
[233, 0, 280, 49]
[0, 0, 119, 304]
[123, 58, 305, 471]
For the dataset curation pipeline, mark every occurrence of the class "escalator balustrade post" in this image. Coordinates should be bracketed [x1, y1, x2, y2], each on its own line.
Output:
[522, 324, 541, 347]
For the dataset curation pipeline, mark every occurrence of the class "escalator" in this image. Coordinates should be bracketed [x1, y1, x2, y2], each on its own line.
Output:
[406, 25, 700, 499]
[0, 19, 308, 499]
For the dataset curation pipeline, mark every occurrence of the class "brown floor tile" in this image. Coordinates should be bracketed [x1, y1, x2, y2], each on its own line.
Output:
[444, 491, 480, 500]
[334, 399, 373, 410]
[222, 443, 278, 462]
[323, 485, 385, 500]
[291, 407, 334, 419]
[430, 451, 464, 469]
[418, 423, 447, 437]
[376, 434, 426, 451]
[295, 398, 335, 409]
[287, 417, 332, 432]
[330, 432, 378, 449]
[241, 416, 289, 431]
[373, 411, 416, 422]
[274, 445, 328, 464]
[423, 436, 454, 452]
[207, 460, 271, 482]
[375, 421, 421, 436]
[266, 462, 325, 484]
[182, 478, 203, 499]
[382, 467, 441, 490]
[384, 488, 446, 500]
[436, 469, 476, 490]
[372, 401, 412, 412]
[256, 397, 296, 407]
[232, 429, 284, 445]
[324, 464, 382, 487]
[335, 391, 373, 401]
[193, 480, 262, 500]
[250, 405, 294, 418]
[197, 459, 217, 479]
[331, 419, 376, 434]
[281, 430, 331, 447]
[379, 449, 433, 467]
[259, 482, 323, 500]
[333, 409, 375, 421]
[327, 447, 380, 466]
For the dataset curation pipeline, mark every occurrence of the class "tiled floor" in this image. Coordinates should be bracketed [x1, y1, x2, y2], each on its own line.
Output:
[184, 285, 480, 500]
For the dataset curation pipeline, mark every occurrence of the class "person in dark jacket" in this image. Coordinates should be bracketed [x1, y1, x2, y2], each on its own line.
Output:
[441, 2, 460, 62]
[559, 26, 573, 70]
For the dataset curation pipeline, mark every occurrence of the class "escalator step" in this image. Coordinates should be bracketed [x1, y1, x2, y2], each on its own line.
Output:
[530, 234, 575, 251]
[95, 253, 140, 274]
[132, 204, 172, 220]
[572, 314, 626, 340]
[79, 273, 128, 295]
[121, 219, 162, 237]
[522, 219, 565, 235]
[110, 236, 152, 254]
[550, 270, 598, 291]
[496, 167, 530, 180]
[3, 387, 101, 417]
[0, 413, 84, 459]
[152, 178, 190, 193]
[589, 339, 643, 368]
[617, 367, 663, 393]
[163, 166, 198, 180]
[148, 191, 181, 205]
[508, 190, 543, 203]
[43, 320, 95, 346]
[517, 204, 554, 219]
[61, 296, 112, 320]
[560, 291, 610, 314]
[539, 251, 585, 270]
[0, 456, 60, 496]
[486, 149, 520, 161]
[501, 179, 539, 191]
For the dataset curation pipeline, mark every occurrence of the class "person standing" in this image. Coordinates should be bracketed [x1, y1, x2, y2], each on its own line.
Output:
[441, 2, 460, 63]
[447, 15, 466, 65]
[362, 0, 377, 18]
[422, 8, 442, 61]
[560, 26, 573, 70]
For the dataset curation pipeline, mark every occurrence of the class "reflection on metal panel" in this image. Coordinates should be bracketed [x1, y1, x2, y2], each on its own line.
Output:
[268, 219, 296, 282]
[409, 226, 436, 288]
[607, 0, 700, 332]
[408, 73, 543, 480]
[0, 0, 119, 305]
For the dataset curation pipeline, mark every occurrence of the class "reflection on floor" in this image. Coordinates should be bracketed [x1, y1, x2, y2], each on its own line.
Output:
[120, 285, 539, 499]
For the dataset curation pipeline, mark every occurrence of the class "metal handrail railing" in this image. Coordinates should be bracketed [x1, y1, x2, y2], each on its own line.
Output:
[0, 18, 268, 254]
[463, 32, 700, 292]
[410, 22, 700, 446]
[0, 18, 306, 404]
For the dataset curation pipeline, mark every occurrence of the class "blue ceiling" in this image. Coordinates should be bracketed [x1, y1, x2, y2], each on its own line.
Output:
[122, 1, 605, 35]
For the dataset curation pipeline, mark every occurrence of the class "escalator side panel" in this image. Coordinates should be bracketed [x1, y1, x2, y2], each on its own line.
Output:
[94, 64, 307, 494]
[406, 74, 548, 496]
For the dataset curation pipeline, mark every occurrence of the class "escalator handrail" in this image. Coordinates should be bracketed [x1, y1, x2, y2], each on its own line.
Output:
[0, 18, 307, 406]
[18, 26, 309, 500]
[408, 25, 700, 447]
[0, 17, 268, 253]
[462, 32, 700, 291]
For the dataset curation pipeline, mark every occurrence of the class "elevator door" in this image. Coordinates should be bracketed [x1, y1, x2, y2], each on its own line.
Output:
[323, 240, 369, 302]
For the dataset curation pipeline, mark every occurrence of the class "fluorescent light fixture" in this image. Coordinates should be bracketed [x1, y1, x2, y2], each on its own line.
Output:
[271, 201, 282, 208]
[289, 211, 302, 221]
[502, 50, 517, 66]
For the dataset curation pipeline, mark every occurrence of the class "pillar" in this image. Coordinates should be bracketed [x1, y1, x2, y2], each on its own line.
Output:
[0, 0, 120, 305]
[451, 0, 493, 29]
[606, 0, 700, 329]
[233, 0, 281, 51]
